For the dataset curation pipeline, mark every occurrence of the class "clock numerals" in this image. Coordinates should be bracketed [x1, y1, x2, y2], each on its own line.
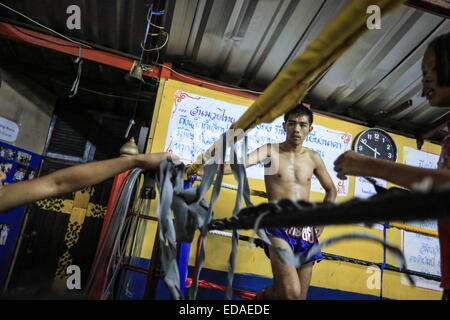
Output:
[354, 129, 397, 162]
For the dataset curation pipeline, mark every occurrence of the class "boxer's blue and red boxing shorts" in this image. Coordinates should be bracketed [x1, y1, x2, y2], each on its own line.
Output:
[263, 226, 323, 265]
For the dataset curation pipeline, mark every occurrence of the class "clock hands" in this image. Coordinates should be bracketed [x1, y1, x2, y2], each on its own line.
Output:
[361, 140, 381, 157]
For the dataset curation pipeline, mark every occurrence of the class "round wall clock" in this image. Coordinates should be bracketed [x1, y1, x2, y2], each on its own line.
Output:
[353, 128, 397, 162]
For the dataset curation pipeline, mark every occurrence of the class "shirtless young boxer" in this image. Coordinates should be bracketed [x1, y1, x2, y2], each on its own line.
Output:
[221, 104, 337, 299]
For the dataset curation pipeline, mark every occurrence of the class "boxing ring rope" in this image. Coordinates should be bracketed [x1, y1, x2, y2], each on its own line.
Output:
[186, 0, 407, 178]
[185, 228, 441, 300]
[388, 222, 438, 238]
[208, 188, 450, 232]
[195, 178, 440, 238]
[207, 230, 441, 282]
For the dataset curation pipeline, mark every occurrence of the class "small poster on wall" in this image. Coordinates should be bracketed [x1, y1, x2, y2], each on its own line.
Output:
[0, 146, 16, 161]
[0, 116, 19, 143]
[0, 162, 13, 177]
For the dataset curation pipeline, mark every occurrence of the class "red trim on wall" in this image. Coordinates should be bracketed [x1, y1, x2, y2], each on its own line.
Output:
[168, 71, 258, 100]
[0, 22, 161, 78]
[0, 22, 259, 100]
[160, 62, 172, 79]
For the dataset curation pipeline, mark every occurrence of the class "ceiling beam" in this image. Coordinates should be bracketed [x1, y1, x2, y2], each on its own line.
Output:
[406, 0, 450, 18]
[368, 100, 412, 126]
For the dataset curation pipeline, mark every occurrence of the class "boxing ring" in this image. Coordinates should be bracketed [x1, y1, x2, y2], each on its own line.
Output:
[85, 166, 445, 300]
[84, 0, 447, 300]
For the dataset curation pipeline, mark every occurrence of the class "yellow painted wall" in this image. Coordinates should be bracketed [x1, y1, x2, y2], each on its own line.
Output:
[144, 79, 442, 300]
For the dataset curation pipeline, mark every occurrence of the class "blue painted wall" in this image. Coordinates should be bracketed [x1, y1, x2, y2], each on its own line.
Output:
[0, 141, 41, 289]
[115, 257, 386, 300]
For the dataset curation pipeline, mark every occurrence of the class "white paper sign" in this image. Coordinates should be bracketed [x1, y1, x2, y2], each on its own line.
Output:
[401, 147, 441, 291]
[164, 90, 351, 195]
[164, 91, 286, 180]
[0, 117, 19, 142]
[354, 176, 387, 199]
[303, 125, 352, 196]
[401, 220, 441, 291]
[403, 146, 439, 169]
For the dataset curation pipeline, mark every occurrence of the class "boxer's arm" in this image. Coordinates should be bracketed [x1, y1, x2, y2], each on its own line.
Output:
[312, 151, 336, 238]
[222, 144, 271, 174]
[195, 144, 271, 175]
[313, 152, 337, 203]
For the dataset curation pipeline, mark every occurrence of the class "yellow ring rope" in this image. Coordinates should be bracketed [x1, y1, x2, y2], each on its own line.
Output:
[389, 222, 438, 238]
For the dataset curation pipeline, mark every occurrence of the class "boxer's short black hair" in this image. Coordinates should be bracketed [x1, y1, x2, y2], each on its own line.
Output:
[284, 104, 313, 125]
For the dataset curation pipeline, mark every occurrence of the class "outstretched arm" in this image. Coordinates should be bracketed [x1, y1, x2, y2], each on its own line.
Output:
[195, 144, 271, 175]
[0, 152, 178, 213]
[222, 144, 271, 174]
[334, 151, 450, 189]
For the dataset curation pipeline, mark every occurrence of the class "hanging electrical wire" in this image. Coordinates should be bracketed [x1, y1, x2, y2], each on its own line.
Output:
[0, 2, 89, 98]
[126, 3, 169, 139]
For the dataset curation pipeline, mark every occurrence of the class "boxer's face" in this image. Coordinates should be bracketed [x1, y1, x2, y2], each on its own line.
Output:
[283, 114, 313, 146]
[422, 48, 450, 107]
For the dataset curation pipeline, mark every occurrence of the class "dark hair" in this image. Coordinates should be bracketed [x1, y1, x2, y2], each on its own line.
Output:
[427, 32, 450, 87]
[284, 104, 313, 125]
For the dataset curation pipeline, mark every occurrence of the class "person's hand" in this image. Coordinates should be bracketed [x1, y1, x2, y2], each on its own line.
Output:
[135, 152, 181, 170]
[187, 164, 204, 176]
[333, 151, 372, 180]
[186, 153, 209, 176]
[166, 152, 181, 165]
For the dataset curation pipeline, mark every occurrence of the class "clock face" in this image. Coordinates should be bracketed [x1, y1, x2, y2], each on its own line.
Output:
[353, 128, 397, 162]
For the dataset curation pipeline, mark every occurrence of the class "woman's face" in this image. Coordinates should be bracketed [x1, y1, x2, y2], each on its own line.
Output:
[422, 48, 450, 107]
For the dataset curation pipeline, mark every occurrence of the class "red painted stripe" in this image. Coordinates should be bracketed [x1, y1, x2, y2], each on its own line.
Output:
[0, 22, 160, 78]
[186, 277, 257, 300]
[0, 22, 259, 100]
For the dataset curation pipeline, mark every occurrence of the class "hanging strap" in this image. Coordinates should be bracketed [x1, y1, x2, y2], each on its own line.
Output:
[69, 47, 83, 98]
[156, 134, 226, 299]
